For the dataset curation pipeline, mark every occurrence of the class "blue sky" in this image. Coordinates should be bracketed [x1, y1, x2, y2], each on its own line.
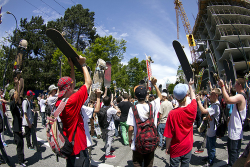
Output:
[0, 0, 198, 87]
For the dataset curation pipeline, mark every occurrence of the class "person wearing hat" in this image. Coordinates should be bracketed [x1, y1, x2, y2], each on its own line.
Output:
[197, 88, 221, 166]
[54, 56, 92, 166]
[127, 77, 162, 167]
[46, 84, 58, 117]
[9, 89, 26, 166]
[163, 79, 196, 167]
[158, 92, 173, 148]
[22, 90, 36, 150]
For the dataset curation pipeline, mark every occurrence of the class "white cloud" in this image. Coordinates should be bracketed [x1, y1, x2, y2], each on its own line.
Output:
[95, 24, 128, 40]
[121, 61, 128, 66]
[130, 53, 139, 57]
[33, 7, 62, 23]
[120, 33, 128, 38]
[0, 0, 9, 7]
[151, 63, 177, 85]
[131, 26, 180, 68]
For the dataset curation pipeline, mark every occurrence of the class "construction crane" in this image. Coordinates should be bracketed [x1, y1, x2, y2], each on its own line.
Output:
[174, 0, 197, 63]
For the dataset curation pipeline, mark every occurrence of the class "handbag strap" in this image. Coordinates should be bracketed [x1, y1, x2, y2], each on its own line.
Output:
[53, 98, 68, 118]
[236, 92, 247, 125]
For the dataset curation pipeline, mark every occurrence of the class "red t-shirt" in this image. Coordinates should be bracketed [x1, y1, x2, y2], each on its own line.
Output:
[56, 85, 88, 156]
[163, 99, 197, 158]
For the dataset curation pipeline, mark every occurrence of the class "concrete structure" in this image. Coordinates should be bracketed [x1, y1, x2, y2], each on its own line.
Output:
[193, 0, 250, 89]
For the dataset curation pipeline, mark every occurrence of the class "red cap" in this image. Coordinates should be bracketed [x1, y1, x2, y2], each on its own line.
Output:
[27, 90, 35, 96]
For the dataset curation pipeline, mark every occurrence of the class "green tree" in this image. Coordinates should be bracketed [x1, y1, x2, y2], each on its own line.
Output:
[176, 65, 185, 84]
[167, 83, 175, 94]
[126, 57, 147, 88]
[64, 4, 96, 51]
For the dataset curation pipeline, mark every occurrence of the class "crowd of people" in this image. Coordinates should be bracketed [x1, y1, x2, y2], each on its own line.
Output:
[0, 56, 249, 167]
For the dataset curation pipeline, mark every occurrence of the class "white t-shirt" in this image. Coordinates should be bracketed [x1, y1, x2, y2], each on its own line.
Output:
[40, 99, 46, 113]
[22, 99, 33, 126]
[126, 98, 160, 151]
[80, 105, 94, 147]
[207, 101, 220, 137]
[103, 106, 118, 131]
[228, 103, 246, 140]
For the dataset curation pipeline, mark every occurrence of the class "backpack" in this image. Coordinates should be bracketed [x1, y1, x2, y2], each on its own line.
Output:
[214, 104, 227, 138]
[97, 106, 111, 129]
[46, 98, 76, 161]
[132, 103, 159, 154]
[236, 92, 250, 131]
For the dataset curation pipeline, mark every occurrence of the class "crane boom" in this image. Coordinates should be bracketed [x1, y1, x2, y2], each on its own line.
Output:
[174, 0, 197, 63]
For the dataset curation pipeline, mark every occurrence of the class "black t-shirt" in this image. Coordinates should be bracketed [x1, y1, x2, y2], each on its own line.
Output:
[10, 100, 22, 132]
[118, 101, 133, 122]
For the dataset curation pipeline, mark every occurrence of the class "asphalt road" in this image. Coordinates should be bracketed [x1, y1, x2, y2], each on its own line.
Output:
[1, 108, 250, 167]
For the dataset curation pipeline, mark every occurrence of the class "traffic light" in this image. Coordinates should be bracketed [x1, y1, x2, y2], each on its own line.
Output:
[186, 34, 196, 47]
[0, 6, 2, 24]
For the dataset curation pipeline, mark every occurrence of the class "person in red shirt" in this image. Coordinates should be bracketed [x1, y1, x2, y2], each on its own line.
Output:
[164, 79, 196, 167]
[55, 56, 92, 167]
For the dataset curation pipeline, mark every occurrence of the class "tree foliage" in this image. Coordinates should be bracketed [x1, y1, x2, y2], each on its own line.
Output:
[0, 5, 147, 97]
[176, 65, 185, 84]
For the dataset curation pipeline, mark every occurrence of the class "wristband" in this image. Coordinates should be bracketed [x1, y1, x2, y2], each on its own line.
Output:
[221, 85, 224, 88]
[82, 63, 87, 67]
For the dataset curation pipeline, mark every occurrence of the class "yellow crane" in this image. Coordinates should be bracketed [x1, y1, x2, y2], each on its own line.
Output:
[174, 0, 197, 63]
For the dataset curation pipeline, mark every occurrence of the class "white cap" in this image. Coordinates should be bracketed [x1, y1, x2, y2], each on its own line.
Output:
[48, 84, 58, 91]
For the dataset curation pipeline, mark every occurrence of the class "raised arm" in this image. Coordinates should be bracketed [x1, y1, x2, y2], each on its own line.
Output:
[151, 77, 162, 100]
[94, 89, 102, 113]
[189, 79, 195, 100]
[68, 58, 75, 89]
[77, 55, 92, 90]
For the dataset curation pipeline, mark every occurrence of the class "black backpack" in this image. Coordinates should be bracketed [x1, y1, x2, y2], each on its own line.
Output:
[214, 104, 227, 138]
[97, 106, 111, 129]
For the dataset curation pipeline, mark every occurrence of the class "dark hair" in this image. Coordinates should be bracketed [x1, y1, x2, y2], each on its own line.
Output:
[237, 78, 245, 88]
[231, 87, 236, 96]
[123, 93, 129, 99]
[103, 96, 111, 106]
[117, 96, 122, 103]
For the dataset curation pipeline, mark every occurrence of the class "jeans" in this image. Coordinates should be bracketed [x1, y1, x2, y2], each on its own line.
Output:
[227, 138, 242, 167]
[158, 123, 165, 147]
[0, 134, 12, 166]
[41, 112, 46, 126]
[3, 115, 13, 137]
[206, 136, 216, 165]
[133, 150, 154, 167]
[104, 129, 115, 155]
[120, 121, 129, 145]
[14, 132, 24, 163]
[24, 126, 32, 148]
[170, 150, 192, 167]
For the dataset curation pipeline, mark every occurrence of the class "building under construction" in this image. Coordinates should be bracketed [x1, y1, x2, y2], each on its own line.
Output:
[193, 0, 250, 88]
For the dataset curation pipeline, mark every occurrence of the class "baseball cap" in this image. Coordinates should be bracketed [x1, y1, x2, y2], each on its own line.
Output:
[27, 90, 35, 96]
[210, 88, 221, 95]
[161, 92, 168, 97]
[58, 76, 73, 98]
[173, 83, 189, 100]
[48, 84, 58, 91]
[134, 85, 147, 100]
[9, 89, 15, 98]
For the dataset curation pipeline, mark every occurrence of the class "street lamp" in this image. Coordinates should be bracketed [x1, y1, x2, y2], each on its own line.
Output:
[3, 11, 18, 89]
